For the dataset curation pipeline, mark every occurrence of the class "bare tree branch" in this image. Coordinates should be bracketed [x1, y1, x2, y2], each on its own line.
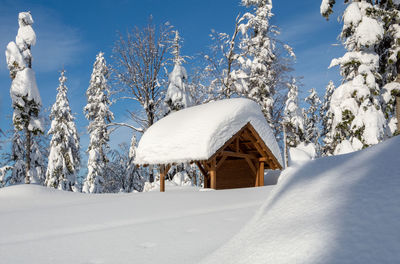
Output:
[111, 17, 174, 132]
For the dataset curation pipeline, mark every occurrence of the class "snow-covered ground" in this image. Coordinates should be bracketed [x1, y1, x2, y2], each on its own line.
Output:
[0, 183, 271, 264]
[203, 136, 400, 264]
[1, 136, 399, 263]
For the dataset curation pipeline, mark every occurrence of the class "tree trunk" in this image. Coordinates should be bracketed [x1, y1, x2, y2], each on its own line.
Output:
[149, 165, 154, 183]
[25, 127, 31, 184]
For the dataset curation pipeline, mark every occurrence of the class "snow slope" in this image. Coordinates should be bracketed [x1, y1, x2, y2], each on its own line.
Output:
[0, 184, 271, 264]
[202, 136, 400, 264]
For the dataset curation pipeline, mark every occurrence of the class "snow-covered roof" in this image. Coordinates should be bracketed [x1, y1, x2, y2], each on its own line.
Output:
[135, 98, 283, 166]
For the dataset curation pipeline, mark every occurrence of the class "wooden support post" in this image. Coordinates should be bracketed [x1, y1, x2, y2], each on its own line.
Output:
[160, 165, 166, 192]
[255, 164, 260, 187]
[259, 161, 265, 187]
[210, 158, 217, 189]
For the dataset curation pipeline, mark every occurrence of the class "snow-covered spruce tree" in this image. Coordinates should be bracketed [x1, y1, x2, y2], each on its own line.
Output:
[303, 88, 322, 153]
[283, 78, 304, 148]
[45, 70, 80, 191]
[83, 52, 114, 194]
[124, 135, 142, 192]
[321, 80, 336, 156]
[30, 139, 45, 183]
[321, 1, 386, 154]
[234, 0, 275, 125]
[376, 1, 400, 135]
[234, 0, 296, 134]
[5, 11, 43, 184]
[164, 31, 198, 185]
[9, 131, 25, 185]
[282, 78, 304, 167]
[164, 30, 192, 114]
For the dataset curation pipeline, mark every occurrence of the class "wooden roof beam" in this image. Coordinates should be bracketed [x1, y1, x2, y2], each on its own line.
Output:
[222, 151, 258, 160]
[195, 161, 208, 178]
[247, 125, 282, 170]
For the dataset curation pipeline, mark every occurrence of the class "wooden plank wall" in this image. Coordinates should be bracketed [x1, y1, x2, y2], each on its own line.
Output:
[216, 159, 256, 189]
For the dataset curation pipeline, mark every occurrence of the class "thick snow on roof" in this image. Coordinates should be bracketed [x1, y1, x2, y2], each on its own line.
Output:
[135, 98, 282, 166]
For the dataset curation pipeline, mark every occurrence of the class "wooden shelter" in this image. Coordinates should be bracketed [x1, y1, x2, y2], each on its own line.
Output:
[158, 122, 282, 191]
[134, 98, 283, 192]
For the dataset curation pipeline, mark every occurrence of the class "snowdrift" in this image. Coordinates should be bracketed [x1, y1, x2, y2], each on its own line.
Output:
[202, 136, 400, 264]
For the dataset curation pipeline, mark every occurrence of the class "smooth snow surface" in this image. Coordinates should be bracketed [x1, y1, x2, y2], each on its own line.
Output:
[202, 136, 400, 264]
[0, 184, 270, 264]
[135, 98, 282, 166]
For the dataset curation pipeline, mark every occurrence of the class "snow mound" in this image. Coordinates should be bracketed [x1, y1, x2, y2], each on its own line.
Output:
[289, 142, 316, 166]
[202, 136, 400, 264]
[135, 98, 282, 166]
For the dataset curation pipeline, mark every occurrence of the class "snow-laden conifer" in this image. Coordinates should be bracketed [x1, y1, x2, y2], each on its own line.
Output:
[45, 70, 80, 191]
[30, 139, 45, 183]
[234, 0, 275, 124]
[322, 1, 386, 154]
[283, 78, 304, 149]
[124, 134, 142, 192]
[164, 31, 192, 113]
[377, 2, 400, 135]
[5, 11, 43, 184]
[303, 88, 321, 153]
[321, 81, 336, 156]
[83, 52, 114, 194]
[9, 131, 25, 184]
[234, 0, 296, 132]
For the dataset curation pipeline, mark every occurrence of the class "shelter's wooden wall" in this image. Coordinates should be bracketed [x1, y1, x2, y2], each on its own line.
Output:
[216, 159, 256, 189]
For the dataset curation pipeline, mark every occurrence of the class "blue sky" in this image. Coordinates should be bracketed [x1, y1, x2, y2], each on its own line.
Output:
[0, 0, 346, 153]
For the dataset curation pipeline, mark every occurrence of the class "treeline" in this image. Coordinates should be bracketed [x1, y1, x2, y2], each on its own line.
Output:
[1, 0, 399, 193]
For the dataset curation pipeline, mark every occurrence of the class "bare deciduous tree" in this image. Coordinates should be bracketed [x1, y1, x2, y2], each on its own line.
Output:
[204, 15, 242, 100]
[111, 18, 174, 132]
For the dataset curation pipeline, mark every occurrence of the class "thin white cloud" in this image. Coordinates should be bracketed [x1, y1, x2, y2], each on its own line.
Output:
[277, 12, 335, 46]
[0, 5, 85, 73]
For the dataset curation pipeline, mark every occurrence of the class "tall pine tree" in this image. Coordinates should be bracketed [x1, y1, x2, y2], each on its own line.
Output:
[234, 0, 276, 125]
[321, 80, 336, 156]
[283, 78, 304, 148]
[5, 11, 43, 184]
[282, 78, 304, 167]
[83, 52, 114, 193]
[303, 88, 321, 153]
[164, 30, 192, 113]
[321, 1, 386, 154]
[45, 70, 80, 191]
